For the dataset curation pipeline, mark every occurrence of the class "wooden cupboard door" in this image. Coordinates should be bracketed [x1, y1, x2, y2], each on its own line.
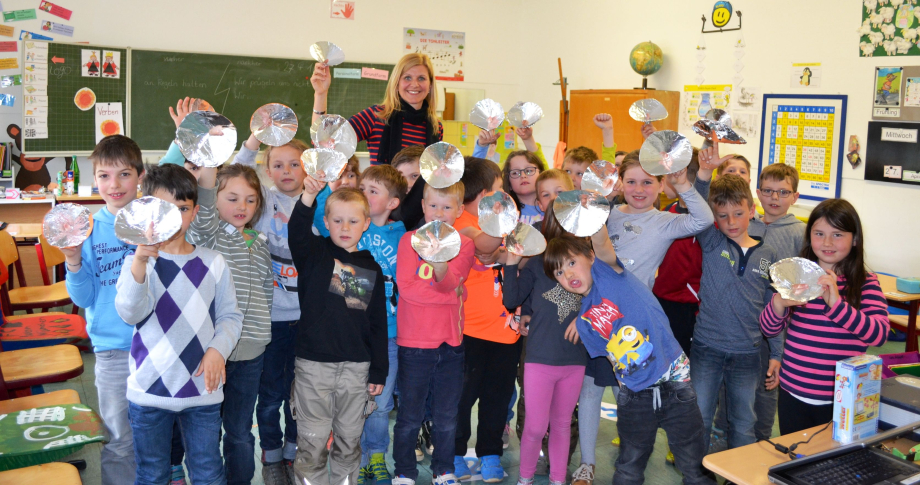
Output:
[566, 90, 680, 156]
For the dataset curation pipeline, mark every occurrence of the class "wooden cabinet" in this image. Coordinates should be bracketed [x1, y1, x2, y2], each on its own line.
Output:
[566, 89, 680, 155]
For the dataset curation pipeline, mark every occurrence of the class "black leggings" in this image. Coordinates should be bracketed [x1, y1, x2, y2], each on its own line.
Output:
[777, 387, 834, 435]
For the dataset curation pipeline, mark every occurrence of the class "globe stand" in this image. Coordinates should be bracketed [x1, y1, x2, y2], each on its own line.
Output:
[633, 77, 655, 90]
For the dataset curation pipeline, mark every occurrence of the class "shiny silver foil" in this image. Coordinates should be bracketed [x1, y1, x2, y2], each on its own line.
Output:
[639, 131, 693, 176]
[769, 257, 826, 303]
[505, 222, 547, 256]
[310, 114, 358, 159]
[301, 148, 348, 182]
[310, 41, 345, 66]
[114, 196, 183, 246]
[469, 99, 505, 130]
[507, 101, 544, 128]
[411, 220, 462, 263]
[629, 99, 668, 123]
[692, 109, 746, 144]
[581, 160, 619, 196]
[478, 191, 519, 237]
[190, 98, 214, 112]
[175, 111, 238, 168]
[43, 203, 92, 248]
[419, 142, 464, 189]
[251, 103, 298, 147]
[552, 190, 611, 237]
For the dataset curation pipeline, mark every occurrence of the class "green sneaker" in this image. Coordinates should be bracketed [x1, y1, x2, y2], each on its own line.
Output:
[359, 466, 369, 485]
[611, 436, 621, 446]
[370, 453, 392, 485]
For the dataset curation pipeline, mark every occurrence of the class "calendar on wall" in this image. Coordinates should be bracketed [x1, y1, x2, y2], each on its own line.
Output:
[758, 94, 847, 201]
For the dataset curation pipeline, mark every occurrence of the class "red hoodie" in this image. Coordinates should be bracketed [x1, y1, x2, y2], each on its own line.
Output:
[651, 201, 703, 304]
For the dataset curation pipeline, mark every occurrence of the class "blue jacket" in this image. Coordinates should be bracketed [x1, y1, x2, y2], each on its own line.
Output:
[65, 207, 137, 352]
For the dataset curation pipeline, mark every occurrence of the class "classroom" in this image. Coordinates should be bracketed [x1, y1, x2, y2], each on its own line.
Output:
[0, 1, 919, 485]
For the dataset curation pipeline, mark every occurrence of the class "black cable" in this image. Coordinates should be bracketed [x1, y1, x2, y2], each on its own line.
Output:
[763, 421, 833, 460]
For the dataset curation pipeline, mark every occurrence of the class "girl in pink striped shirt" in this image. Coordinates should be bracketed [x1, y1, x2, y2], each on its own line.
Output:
[760, 199, 889, 434]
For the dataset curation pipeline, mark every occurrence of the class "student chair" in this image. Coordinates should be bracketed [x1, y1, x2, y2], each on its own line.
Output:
[0, 231, 77, 315]
[0, 462, 84, 485]
[0, 344, 84, 399]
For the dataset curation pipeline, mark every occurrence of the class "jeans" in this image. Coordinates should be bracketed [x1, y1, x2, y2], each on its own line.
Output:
[361, 338, 399, 468]
[257, 320, 298, 463]
[519, 364, 584, 482]
[95, 349, 136, 485]
[393, 343, 464, 480]
[129, 402, 225, 485]
[690, 341, 761, 450]
[614, 381, 714, 485]
[713, 340, 778, 442]
[223, 355, 264, 485]
[577, 373, 619, 465]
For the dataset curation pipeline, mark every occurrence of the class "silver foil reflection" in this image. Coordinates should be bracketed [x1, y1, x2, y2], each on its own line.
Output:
[310, 41, 345, 66]
[769, 257, 826, 303]
[553, 190, 611, 237]
[478, 191, 519, 237]
[114, 196, 183, 246]
[301, 148, 348, 182]
[692, 109, 746, 144]
[412, 221, 462, 263]
[507, 102, 544, 128]
[505, 222, 546, 257]
[639, 131, 693, 176]
[419, 142, 464, 189]
[629, 99, 668, 123]
[43, 203, 92, 248]
[470, 99, 505, 130]
[310, 114, 358, 159]
[581, 160, 619, 196]
[176, 111, 238, 167]
[251, 103, 298, 147]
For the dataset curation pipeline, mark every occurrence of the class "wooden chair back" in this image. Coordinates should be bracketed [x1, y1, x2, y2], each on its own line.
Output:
[36, 235, 66, 286]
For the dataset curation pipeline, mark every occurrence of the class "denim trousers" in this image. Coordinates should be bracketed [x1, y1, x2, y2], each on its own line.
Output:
[223, 354, 264, 485]
[257, 320, 298, 463]
[712, 341, 778, 441]
[360, 338, 399, 468]
[95, 350, 137, 485]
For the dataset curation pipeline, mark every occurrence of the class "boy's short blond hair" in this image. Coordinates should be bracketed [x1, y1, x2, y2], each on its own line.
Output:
[423, 181, 465, 206]
[759, 163, 800, 192]
[718, 154, 751, 174]
[709, 174, 753, 209]
[264, 139, 309, 166]
[361, 165, 408, 200]
[562, 146, 598, 167]
[325, 187, 370, 219]
[91, 135, 144, 174]
[536, 169, 575, 193]
[391, 145, 425, 169]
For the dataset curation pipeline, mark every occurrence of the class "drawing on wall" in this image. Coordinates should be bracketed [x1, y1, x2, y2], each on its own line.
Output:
[403, 27, 465, 81]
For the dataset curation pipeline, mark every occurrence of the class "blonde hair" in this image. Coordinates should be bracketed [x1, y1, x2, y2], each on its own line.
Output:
[379, 53, 439, 128]
[562, 146, 598, 168]
[263, 139, 309, 166]
[325, 187, 370, 219]
[536, 168, 574, 194]
[362, 165, 408, 200]
[423, 181, 465, 207]
[345, 155, 361, 178]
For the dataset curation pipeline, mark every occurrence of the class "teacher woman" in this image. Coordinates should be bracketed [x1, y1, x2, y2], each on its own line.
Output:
[310, 52, 443, 165]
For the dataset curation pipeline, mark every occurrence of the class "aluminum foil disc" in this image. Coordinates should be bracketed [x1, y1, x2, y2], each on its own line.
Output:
[478, 191, 519, 237]
[419, 142, 464, 189]
[310, 114, 358, 159]
[505, 222, 547, 257]
[552, 190, 611, 237]
[629, 99, 668, 123]
[769, 257, 826, 303]
[301, 148, 348, 182]
[507, 101, 544, 128]
[175, 111, 238, 168]
[639, 131, 693, 176]
[692, 109, 746, 144]
[190, 98, 213, 112]
[581, 160, 619, 196]
[114, 196, 183, 246]
[43, 203, 92, 248]
[470, 99, 505, 130]
[310, 41, 345, 66]
[411, 221, 462, 263]
[251, 103, 298, 147]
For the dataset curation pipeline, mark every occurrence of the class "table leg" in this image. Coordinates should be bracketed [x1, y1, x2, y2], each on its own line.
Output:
[908, 302, 920, 353]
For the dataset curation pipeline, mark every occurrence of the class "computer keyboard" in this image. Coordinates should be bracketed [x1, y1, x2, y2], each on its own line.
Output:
[791, 448, 918, 485]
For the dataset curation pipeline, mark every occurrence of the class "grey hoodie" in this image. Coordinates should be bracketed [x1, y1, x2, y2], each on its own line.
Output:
[748, 213, 806, 260]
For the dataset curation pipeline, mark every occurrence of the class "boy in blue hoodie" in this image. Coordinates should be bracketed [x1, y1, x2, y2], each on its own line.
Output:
[62, 135, 144, 485]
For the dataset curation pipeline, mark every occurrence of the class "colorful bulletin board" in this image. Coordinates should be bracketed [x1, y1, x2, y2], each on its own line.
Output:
[758, 94, 847, 201]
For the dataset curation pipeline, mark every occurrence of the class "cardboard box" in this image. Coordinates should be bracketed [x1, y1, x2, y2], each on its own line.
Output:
[833, 354, 883, 444]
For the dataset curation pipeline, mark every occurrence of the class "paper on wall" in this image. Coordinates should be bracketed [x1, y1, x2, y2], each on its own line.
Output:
[39, 1, 73, 21]
[791, 63, 821, 88]
[0, 57, 18, 69]
[95, 102, 124, 143]
[330, 0, 355, 19]
[403, 27, 465, 81]
[101, 51, 119, 79]
[904, 77, 920, 107]
[81, 49, 100, 77]
[680, 84, 732, 131]
[41, 20, 73, 37]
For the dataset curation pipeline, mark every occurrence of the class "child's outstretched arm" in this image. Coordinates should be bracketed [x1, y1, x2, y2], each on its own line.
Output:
[62, 241, 98, 308]
[697, 134, 733, 185]
[288, 175, 328, 273]
[822, 271, 890, 346]
[114, 253, 156, 325]
[310, 62, 331, 124]
[186, 167, 220, 248]
[594, 114, 619, 162]
[159, 97, 197, 166]
[660, 168, 715, 239]
[472, 130, 500, 159]
[591, 226, 622, 272]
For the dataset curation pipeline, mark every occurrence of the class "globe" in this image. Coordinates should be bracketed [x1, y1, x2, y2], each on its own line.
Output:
[630, 41, 663, 78]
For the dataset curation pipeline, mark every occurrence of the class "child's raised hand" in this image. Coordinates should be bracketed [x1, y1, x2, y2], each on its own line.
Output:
[640, 123, 656, 139]
[593, 113, 613, 131]
[303, 174, 326, 196]
[477, 129, 499, 147]
[60, 243, 83, 265]
[195, 347, 226, 393]
[169, 97, 194, 128]
[133, 244, 159, 265]
[699, 131, 732, 171]
[666, 168, 689, 191]
[818, 270, 841, 307]
[311, 63, 331, 96]
[514, 126, 533, 141]
[504, 250, 523, 267]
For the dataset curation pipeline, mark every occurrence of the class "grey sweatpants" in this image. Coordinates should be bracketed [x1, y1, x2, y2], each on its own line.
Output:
[292, 358, 370, 485]
[95, 350, 137, 485]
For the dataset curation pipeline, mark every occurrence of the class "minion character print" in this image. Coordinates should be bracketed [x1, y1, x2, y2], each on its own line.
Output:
[606, 326, 655, 378]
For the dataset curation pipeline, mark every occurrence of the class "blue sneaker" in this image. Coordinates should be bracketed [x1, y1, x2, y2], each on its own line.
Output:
[480, 455, 505, 483]
[453, 456, 472, 480]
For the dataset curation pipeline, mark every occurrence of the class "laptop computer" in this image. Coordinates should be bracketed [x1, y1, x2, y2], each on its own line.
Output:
[768, 421, 920, 485]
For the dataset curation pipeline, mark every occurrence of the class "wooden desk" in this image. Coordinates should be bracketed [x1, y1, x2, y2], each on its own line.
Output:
[56, 193, 105, 205]
[0, 198, 53, 223]
[5, 223, 42, 239]
[879, 274, 920, 352]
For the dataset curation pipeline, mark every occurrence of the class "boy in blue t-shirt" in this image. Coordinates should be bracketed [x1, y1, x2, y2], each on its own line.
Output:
[543, 231, 713, 485]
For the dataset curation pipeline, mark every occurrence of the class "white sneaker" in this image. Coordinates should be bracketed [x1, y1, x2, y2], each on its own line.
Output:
[433, 473, 460, 485]
[516, 477, 534, 485]
[393, 475, 416, 485]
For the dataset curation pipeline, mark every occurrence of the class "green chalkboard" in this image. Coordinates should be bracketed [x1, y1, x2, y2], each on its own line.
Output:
[129, 49, 394, 152]
[21, 42, 128, 155]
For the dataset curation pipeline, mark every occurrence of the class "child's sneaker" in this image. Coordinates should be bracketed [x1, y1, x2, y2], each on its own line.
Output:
[415, 434, 425, 461]
[453, 456, 472, 480]
[571, 463, 594, 485]
[422, 421, 435, 454]
[665, 450, 675, 466]
[516, 477, 534, 485]
[358, 466, 369, 485]
[169, 464, 187, 485]
[284, 459, 297, 485]
[611, 436, 620, 446]
[370, 453, 392, 485]
[480, 455, 504, 483]
[550, 482, 566, 485]
[393, 475, 416, 485]
[502, 424, 512, 449]
[433, 473, 460, 485]
[262, 461, 291, 485]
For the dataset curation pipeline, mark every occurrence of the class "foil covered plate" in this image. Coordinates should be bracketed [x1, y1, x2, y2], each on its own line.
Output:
[470, 99, 505, 130]
[507, 101, 544, 128]
[114, 196, 183, 246]
[43, 203, 93, 248]
[552, 190, 611, 237]
[505, 222, 547, 257]
[581, 160, 619, 196]
[251, 103, 298, 147]
[692, 109, 746, 144]
[190, 98, 214, 112]
[310, 41, 345, 66]
[310, 114, 358, 159]
[419, 142, 464, 189]
[769, 257, 826, 303]
[478, 191, 519, 237]
[411, 220, 462, 263]
[175, 111, 238, 167]
[301, 148, 348, 182]
[629, 99, 668, 124]
[639, 131, 693, 176]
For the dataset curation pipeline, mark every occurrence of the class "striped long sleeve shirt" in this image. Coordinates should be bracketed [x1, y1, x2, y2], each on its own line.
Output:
[349, 105, 443, 165]
[760, 272, 889, 402]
